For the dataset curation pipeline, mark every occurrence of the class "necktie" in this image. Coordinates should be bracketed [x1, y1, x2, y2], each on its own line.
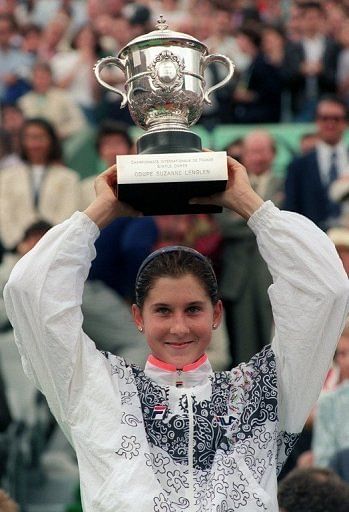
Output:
[329, 150, 338, 185]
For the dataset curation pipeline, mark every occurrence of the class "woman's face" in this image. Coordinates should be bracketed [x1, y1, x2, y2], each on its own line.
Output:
[132, 274, 222, 369]
[22, 124, 52, 163]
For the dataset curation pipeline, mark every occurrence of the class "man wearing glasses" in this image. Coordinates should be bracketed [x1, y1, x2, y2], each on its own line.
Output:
[284, 95, 348, 231]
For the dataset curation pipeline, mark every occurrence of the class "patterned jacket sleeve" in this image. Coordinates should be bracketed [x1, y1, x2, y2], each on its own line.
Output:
[3, 211, 115, 439]
[248, 201, 349, 434]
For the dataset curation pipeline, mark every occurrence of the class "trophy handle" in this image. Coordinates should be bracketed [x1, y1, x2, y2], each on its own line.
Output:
[94, 56, 128, 108]
[203, 54, 235, 105]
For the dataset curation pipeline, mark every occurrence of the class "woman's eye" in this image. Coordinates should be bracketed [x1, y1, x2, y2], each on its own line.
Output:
[187, 306, 201, 314]
[156, 307, 170, 314]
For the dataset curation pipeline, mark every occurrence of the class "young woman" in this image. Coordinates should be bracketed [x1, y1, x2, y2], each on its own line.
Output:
[0, 118, 79, 250]
[4, 157, 349, 511]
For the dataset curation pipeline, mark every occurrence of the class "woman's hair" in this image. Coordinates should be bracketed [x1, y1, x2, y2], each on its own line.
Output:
[135, 246, 219, 308]
[19, 118, 62, 163]
[71, 23, 102, 54]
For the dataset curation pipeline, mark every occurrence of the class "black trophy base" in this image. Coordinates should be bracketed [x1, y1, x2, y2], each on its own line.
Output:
[117, 130, 226, 216]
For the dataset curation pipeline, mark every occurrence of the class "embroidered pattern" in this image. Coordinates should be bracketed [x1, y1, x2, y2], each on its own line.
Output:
[102, 346, 299, 510]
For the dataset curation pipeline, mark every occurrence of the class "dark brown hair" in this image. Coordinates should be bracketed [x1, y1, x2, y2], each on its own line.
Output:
[135, 246, 219, 308]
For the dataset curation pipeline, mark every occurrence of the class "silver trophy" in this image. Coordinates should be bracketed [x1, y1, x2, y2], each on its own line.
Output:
[94, 16, 235, 215]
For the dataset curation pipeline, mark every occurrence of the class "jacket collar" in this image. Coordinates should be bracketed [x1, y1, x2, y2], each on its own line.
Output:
[144, 354, 213, 388]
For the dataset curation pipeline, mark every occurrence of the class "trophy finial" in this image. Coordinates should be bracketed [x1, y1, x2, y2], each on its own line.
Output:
[156, 15, 168, 31]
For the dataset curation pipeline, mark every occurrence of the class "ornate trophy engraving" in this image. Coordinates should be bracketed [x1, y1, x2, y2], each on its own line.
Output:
[94, 16, 235, 215]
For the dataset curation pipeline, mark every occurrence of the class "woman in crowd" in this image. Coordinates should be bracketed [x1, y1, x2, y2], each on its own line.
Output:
[3, 156, 349, 511]
[0, 117, 79, 250]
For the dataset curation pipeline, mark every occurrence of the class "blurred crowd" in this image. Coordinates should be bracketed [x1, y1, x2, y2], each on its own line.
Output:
[1, 0, 349, 511]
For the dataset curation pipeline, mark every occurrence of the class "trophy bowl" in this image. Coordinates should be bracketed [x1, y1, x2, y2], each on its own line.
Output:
[94, 16, 235, 214]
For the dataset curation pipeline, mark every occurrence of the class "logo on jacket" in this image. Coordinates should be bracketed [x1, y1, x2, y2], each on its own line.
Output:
[152, 404, 168, 420]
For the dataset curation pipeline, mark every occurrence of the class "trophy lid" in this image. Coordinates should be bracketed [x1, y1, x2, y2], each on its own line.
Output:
[118, 15, 208, 57]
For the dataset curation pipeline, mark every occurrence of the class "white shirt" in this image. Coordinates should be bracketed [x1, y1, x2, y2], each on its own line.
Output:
[302, 35, 325, 63]
[317, 141, 349, 186]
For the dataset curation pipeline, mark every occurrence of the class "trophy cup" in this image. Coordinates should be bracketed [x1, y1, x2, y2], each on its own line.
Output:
[94, 16, 234, 215]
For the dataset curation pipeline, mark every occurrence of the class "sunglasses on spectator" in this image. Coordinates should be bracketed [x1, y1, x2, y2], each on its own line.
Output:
[316, 115, 347, 122]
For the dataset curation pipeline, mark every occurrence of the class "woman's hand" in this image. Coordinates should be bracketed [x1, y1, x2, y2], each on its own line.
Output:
[190, 156, 264, 220]
[84, 165, 140, 229]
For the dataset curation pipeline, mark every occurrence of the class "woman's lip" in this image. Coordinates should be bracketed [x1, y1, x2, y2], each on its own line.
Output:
[165, 341, 193, 348]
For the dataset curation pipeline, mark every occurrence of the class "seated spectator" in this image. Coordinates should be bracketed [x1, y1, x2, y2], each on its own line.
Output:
[80, 120, 135, 209]
[0, 118, 79, 249]
[0, 221, 52, 424]
[0, 128, 20, 170]
[0, 103, 24, 154]
[231, 25, 283, 124]
[217, 130, 284, 365]
[283, 1, 340, 121]
[336, 18, 349, 108]
[18, 61, 86, 140]
[51, 23, 103, 124]
[0, 14, 32, 104]
[224, 137, 244, 162]
[284, 95, 349, 230]
[312, 322, 349, 468]
[278, 467, 349, 512]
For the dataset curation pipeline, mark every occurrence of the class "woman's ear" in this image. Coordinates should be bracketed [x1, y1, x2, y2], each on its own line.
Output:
[132, 304, 144, 333]
[212, 300, 223, 329]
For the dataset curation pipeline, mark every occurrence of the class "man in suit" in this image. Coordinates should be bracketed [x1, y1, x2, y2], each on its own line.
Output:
[283, 1, 340, 121]
[285, 96, 349, 230]
[231, 26, 282, 124]
[217, 130, 284, 365]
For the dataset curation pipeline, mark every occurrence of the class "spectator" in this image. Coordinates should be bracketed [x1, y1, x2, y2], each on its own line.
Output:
[20, 23, 42, 66]
[80, 120, 135, 209]
[217, 130, 284, 364]
[0, 221, 53, 424]
[37, 16, 70, 60]
[284, 1, 340, 121]
[224, 137, 244, 162]
[336, 18, 349, 108]
[278, 467, 349, 512]
[51, 23, 102, 124]
[0, 13, 32, 104]
[231, 25, 283, 123]
[204, 6, 250, 73]
[0, 103, 24, 154]
[0, 118, 79, 249]
[18, 61, 86, 140]
[0, 128, 20, 170]
[284, 95, 349, 230]
[312, 321, 349, 468]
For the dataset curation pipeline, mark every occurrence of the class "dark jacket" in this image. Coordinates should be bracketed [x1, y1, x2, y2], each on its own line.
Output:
[284, 148, 341, 229]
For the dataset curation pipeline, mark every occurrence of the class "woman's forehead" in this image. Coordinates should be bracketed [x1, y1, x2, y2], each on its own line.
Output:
[146, 274, 209, 301]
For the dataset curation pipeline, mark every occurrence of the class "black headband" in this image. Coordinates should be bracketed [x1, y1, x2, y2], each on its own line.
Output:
[135, 245, 217, 287]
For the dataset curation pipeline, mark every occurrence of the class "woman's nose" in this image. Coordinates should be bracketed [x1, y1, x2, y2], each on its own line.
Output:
[169, 314, 190, 336]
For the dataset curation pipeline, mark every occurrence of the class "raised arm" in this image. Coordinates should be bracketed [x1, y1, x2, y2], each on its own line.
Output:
[193, 157, 349, 434]
[3, 166, 138, 433]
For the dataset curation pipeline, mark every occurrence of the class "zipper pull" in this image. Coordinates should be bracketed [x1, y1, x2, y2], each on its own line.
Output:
[176, 369, 183, 388]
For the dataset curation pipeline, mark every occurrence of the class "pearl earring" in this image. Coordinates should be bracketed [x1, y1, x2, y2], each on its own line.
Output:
[138, 326, 143, 332]
[212, 324, 217, 329]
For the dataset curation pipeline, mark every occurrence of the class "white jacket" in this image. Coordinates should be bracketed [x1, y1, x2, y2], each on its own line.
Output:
[4, 201, 349, 512]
